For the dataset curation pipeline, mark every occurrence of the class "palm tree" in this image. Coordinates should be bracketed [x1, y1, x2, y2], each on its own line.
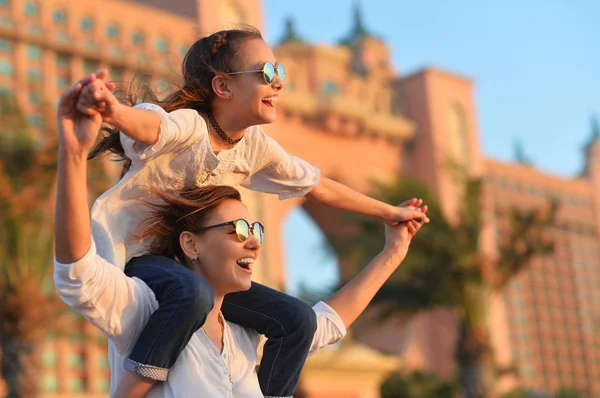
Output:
[330, 175, 556, 398]
[0, 96, 111, 397]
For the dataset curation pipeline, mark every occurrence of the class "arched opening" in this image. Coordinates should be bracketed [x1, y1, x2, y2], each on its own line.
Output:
[282, 207, 339, 299]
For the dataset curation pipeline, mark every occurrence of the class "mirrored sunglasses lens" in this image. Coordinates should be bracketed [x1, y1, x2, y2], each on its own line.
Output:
[235, 220, 250, 241]
[263, 62, 275, 84]
[253, 222, 264, 243]
[277, 63, 285, 82]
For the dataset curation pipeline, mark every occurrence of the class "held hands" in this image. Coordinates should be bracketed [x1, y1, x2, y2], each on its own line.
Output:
[385, 198, 430, 226]
[383, 200, 429, 262]
[57, 73, 105, 156]
[75, 69, 120, 123]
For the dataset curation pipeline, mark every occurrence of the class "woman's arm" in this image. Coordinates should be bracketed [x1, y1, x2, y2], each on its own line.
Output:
[324, 217, 419, 329]
[54, 79, 153, 351]
[306, 177, 430, 225]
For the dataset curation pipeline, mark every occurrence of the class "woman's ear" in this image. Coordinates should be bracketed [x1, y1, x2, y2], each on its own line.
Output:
[212, 76, 233, 100]
[179, 231, 200, 259]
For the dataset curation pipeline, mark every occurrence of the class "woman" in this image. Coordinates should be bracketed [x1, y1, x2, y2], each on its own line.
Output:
[54, 78, 426, 397]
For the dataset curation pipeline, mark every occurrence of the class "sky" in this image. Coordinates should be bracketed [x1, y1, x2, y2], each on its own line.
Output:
[260, 0, 600, 295]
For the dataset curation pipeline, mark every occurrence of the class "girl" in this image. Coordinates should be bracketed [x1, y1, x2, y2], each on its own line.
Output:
[54, 78, 425, 398]
[77, 26, 428, 398]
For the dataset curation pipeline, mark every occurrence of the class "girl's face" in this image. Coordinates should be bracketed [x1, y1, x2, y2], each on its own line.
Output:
[226, 39, 284, 126]
[190, 199, 262, 296]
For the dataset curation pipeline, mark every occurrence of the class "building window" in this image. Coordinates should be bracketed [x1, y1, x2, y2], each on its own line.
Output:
[28, 114, 44, 127]
[69, 377, 85, 392]
[42, 349, 57, 367]
[0, 38, 11, 52]
[98, 355, 109, 370]
[80, 16, 93, 31]
[320, 81, 340, 97]
[84, 39, 96, 49]
[27, 69, 41, 81]
[56, 76, 70, 90]
[0, 86, 12, 98]
[27, 25, 42, 35]
[100, 379, 110, 393]
[42, 374, 58, 393]
[55, 31, 69, 42]
[53, 9, 66, 24]
[56, 53, 69, 67]
[0, 0, 9, 7]
[0, 59, 13, 75]
[106, 24, 119, 38]
[132, 30, 144, 45]
[83, 60, 98, 75]
[155, 37, 168, 52]
[24, 1, 38, 16]
[68, 353, 84, 369]
[26, 44, 41, 60]
[29, 91, 40, 104]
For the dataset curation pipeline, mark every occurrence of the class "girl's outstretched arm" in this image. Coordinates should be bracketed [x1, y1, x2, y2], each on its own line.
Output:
[306, 177, 430, 225]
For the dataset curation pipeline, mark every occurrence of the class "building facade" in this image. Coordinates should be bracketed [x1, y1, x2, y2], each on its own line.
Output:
[1, 0, 599, 396]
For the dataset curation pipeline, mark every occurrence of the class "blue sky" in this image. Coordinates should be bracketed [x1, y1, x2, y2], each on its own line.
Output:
[262, 0, 600, 294]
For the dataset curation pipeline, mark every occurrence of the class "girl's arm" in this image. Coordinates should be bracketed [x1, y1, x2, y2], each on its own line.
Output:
[306, 177, 430, 224]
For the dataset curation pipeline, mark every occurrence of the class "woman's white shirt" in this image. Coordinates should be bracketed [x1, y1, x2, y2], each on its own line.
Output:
[54, 242, 346, 398]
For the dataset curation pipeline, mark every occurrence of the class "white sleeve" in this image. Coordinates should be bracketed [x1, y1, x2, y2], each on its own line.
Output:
[53, 241, 156, 356]
[120, 103, 203, 162]
[308, 301, 347, 356]
[242, 127, 320, 200]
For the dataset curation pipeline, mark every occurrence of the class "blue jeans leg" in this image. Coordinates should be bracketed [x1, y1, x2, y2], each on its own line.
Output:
[222, 282, 317, 397]
[123, 255, 214, 381]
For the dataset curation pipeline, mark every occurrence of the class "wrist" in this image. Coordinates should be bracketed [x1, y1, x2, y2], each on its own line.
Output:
[58, 147, 89, 162]
[380, 204, 395, 221]
[381, 244, 408, 264]
[103, 102, 123, 125]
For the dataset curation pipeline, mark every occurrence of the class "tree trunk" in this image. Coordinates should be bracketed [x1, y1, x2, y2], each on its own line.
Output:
[456, 321, 495, 398]
[459, 361, 496, 398]
[1, 337, 41, 398]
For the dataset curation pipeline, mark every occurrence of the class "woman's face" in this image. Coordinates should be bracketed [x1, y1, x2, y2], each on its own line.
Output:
[226, 38, 284, 126]
[190, 199, 262, 296]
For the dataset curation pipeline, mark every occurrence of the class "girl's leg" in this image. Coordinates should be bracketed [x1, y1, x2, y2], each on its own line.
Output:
[222, 282, 317, 398]
[124, 255, 214, 381]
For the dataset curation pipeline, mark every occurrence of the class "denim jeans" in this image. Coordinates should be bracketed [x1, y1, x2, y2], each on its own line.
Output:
[124, 255, 317, 397]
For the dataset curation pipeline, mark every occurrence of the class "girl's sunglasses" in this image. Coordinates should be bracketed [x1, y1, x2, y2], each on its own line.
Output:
[228, 62, 285, 84]
[196, 219, 265, 244]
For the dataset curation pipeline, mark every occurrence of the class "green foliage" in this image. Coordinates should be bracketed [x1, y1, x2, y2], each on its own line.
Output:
[381, 371, 459, 398]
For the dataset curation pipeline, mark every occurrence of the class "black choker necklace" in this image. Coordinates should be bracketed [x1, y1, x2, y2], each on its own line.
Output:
[207, 112, 243, 145]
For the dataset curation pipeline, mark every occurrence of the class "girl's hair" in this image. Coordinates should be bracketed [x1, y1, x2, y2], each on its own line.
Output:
[88, 25, 264, 177]
[134, 185, 242, 265]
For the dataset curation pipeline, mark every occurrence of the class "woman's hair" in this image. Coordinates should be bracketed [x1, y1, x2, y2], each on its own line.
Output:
[134, 185, 242, 265]
[88, 25, 263, 177]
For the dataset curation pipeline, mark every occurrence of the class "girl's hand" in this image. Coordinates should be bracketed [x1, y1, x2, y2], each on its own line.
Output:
[76, 69, 119, 122]
[57, 76, 103, 156]
[386, 198, 430, 226]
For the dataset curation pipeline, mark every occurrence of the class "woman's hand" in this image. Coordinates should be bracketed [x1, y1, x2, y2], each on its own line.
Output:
[57, 74, 104, 156]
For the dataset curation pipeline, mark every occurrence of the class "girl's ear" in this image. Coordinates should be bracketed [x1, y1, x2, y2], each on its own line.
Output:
[212, 76, 233, 100]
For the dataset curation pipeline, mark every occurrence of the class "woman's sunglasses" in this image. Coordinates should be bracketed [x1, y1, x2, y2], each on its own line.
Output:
[228, 62, 285, 84]
[196, 219, 265, 244]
